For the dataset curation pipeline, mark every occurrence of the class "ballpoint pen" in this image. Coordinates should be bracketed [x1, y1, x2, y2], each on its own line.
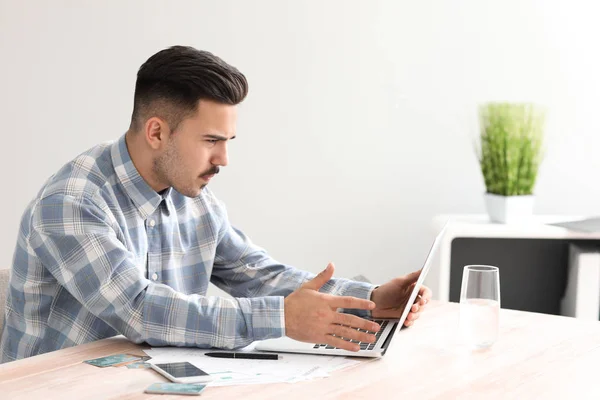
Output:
[204, 351, 279, 360]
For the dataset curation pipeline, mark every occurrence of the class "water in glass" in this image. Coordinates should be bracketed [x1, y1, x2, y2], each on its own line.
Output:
[459, 265, 500, 349]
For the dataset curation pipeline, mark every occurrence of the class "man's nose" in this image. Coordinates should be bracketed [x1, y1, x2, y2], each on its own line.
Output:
[212, 142, 228, 167]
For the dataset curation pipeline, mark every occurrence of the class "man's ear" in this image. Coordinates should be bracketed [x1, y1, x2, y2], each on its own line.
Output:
[144, 117, 170, 150]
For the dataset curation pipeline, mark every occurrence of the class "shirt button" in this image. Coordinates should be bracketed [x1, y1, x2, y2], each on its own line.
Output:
[149, 219, 156, 227]
[151, 273, 158, 281]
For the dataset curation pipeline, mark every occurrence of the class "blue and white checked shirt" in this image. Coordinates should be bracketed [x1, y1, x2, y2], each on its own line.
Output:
[0, 134, 374, 363]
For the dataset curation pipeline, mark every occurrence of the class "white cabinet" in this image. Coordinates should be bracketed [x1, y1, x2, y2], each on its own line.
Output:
[427, 214, 600, 319]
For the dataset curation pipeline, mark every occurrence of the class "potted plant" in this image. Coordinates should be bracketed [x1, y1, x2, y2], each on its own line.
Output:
[477, 102, 546, 223]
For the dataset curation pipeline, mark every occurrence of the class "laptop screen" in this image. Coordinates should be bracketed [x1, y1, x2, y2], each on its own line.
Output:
[393, 223, 447, 333]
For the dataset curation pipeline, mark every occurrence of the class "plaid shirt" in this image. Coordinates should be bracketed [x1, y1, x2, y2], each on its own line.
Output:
[0, 134, 374, 363]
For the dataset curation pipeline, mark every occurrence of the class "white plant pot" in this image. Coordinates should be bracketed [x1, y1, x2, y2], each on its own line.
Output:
[484, 193, 535, 224]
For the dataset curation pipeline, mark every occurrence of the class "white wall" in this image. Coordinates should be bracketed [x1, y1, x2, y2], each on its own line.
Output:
[1, 0, 600, 292]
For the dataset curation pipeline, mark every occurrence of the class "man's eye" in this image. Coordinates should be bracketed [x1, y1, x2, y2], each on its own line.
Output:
[207, 139, 218, 144]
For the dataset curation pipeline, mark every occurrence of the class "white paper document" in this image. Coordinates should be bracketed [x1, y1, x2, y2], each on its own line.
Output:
[144, 343, 368, 386]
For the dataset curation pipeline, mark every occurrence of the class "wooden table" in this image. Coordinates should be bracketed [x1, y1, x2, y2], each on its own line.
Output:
[1, 301, 599, 399]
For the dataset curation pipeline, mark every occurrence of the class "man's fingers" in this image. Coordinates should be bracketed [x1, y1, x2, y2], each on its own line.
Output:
[330, 324, 377, 344]
[322, 335, 361, 352]
[419, 286, 432, 304]
[333, 313, 380, 332]
[405, 270, 421, 283]
[327, 295, 375, 311]
[302, 263, 335, 291]
[411, 303, 420, 313]
[406, 311, 420, 322]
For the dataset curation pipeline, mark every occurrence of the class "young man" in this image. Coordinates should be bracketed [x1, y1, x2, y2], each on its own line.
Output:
[0, 46, 431, 363]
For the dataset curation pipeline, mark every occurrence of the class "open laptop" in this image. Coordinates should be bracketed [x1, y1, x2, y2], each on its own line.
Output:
[255, 225, 447, 358]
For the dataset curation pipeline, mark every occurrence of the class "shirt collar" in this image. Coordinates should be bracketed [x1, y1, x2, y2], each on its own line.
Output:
[111, 133, 171, 219]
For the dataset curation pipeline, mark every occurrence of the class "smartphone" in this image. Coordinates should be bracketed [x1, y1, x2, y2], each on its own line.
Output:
[150, 361, 213, 384]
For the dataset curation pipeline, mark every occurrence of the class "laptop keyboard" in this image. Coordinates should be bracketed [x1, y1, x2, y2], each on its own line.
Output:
[312, 319, 388, 351]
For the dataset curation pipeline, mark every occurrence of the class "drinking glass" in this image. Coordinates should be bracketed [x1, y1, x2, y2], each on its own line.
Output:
[459, 265, 500, 349]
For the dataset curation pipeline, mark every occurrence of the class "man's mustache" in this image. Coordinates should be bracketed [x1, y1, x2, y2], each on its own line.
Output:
[202, 166, 220, 176]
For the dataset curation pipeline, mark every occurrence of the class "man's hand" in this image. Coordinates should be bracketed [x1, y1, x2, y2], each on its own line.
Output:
[370, 270, 432, 327]
[284, 263, 381, 352]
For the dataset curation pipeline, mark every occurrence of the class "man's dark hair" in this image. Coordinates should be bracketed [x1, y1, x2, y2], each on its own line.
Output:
[130, 45, 248, 131]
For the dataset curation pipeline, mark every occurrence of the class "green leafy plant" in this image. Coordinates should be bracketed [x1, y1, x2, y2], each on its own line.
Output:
[477, 102, 546, 196]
